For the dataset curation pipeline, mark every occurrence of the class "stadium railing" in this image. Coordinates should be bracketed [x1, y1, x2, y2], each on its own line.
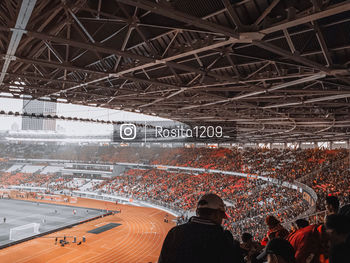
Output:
[282, 210, 327, 229]
[71, 190, 181, 217]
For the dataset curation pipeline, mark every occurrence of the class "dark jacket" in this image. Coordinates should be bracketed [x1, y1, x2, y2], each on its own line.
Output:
[158, 216, 243, 263]
[329, 234, 350, 263]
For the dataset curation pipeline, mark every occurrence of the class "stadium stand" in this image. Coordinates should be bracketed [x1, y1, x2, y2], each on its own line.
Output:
[1, 143, 349, 247]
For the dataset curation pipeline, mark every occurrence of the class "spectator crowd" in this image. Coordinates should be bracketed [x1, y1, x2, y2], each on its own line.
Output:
[0, 142, 349, 262]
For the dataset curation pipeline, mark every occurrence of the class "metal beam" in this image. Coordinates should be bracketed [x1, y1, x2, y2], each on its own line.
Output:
[44, 41, 64, 63]
[113, 25, 134, 72]
[7, 54, 108, 76]
[0, 27, 256, 93]
[12, 2, 80, 75]
[0, 0, 37, 85]
[252, 40, 331, 73]
[260, 0, 350, 34]
[116, 0, 240, 39]
[67, 7, 95, 43]
[7, 55, 183, 94]
[87, 1, 350, 79]
[222, 0, 244, 30]
[180, 73, 326, 110]
[254, 0, 280, 26]
[60, 38, 247, 94]
[264, 93, 350, 108]
[123, 14, 350, 81]
[312, 21, 333, 66]
[283, 29, 296, 54]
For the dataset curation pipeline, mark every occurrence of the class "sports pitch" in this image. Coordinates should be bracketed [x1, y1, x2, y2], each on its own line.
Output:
[0, 199, 104, 246]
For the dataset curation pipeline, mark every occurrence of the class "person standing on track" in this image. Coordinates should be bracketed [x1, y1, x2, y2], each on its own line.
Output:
[3, 217, 6, 223]
[158, 193, 244, 263]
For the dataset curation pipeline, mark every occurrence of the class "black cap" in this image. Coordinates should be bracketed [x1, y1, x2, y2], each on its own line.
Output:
[256, 238, 295, 262]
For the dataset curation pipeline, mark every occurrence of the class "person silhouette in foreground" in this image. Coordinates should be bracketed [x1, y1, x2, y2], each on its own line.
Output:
[158, 193, 243, 263]
[257, 238, 296, 263]
[325, 213, 350, 263]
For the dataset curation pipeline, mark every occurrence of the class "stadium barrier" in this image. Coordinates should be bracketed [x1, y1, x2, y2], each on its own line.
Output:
[36, 193, 63, 202]
[70, 197, 78, 203]
[0, 187, 182, 217]
[6, 185, 46, 192]
[293, 181, 318, 213]
[71, 191, 181, 217]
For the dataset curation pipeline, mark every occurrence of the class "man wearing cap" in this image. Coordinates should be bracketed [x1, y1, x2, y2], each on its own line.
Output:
[158, 193, 243, 263]
[257, 238, 296, 263]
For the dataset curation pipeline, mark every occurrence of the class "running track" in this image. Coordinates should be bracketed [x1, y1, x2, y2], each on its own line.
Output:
[0, 197, 175, 263]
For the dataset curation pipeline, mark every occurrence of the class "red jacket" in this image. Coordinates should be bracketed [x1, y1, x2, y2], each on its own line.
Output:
[287, 225, 324, 263]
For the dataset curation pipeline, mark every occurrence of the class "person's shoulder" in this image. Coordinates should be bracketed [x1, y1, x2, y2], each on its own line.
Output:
[172, 221, 223, 234]
[291, 225, 315, 236]
[164, 222, 200, 241]
[167, 222, 191, 233]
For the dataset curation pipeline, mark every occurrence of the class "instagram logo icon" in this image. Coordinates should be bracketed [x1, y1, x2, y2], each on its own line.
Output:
[120, 124, 137, 140]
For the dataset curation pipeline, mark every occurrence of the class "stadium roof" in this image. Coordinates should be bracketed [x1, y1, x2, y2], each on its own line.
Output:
[0, 0, 350, 142]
